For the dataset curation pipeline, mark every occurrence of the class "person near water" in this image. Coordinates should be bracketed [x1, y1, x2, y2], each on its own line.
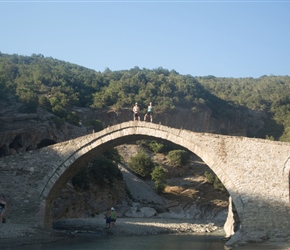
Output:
[110, 207, 117, 229]
[133, 102, 140, 121]
[0, 196, 7, 223]
[144, 102, 153, 122]
[105, 207, 111, 229]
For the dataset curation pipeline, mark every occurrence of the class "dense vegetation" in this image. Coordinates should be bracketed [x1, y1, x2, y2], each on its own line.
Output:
[128, 150, 155, 178]
[197, 75, 290, 141]
[1, 52, 290, 140]
[72, 148, 123, 190]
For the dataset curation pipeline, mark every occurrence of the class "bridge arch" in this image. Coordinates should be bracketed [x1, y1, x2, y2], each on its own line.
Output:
[42, 123, 242, 227]
[0, 121, 290, 244]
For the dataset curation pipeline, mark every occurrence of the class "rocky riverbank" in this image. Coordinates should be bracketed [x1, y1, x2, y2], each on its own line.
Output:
[0, 216, 223, 249]
[0, 216, 289, 249]
[0, 215, 290, 250]
[53, 215, 223, 236]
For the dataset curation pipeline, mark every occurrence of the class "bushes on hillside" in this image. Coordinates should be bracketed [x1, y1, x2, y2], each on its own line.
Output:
[71, 150, 123, 189]
[204, 171, 225, 191]
[167, 149, 189, 167]
[127, 151, 155, 178]
[151, 166, 167, 194]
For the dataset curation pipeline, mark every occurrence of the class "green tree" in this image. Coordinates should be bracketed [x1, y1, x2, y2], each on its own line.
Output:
[16, 89, 39, 113]
[90, 155, 123, 186]
[148, 141, 165, 153]
[151, 166, 167, 194]
[71, 152, 123, 189]
[128, 151, 154, 178]
[38, 95, 52, 111]
[167, 149, 189, 167]
[86, 119, 104, 132]
[66, 111, 80, 126]
[204, 171, 225, 191]
[52, 104, 67, 118]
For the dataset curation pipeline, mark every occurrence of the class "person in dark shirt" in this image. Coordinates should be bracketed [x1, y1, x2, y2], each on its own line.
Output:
[144, 102, 153, 122]
[105, 208, 111, 229]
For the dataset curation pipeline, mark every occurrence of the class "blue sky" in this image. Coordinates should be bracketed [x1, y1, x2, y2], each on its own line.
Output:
[1, 1, 290, 78]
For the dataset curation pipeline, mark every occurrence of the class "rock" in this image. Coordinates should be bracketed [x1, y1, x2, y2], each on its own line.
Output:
[140, 207, 157, 217]
[224, 196, 235, 238]
[118, 164, 166, 206]
[157, 211, 186, 219]
[125, 207, 144, 218]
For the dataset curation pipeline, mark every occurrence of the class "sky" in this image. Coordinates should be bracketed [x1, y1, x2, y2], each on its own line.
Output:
[1, 0, 290, 78]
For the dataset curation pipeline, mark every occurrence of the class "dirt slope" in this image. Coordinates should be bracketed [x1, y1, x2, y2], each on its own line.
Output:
[116, 144, 229, 212]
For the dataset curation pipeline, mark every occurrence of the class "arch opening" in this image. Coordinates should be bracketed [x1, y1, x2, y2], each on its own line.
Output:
[43, 134, 240, 236]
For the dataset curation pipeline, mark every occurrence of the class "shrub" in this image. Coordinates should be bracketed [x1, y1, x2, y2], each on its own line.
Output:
[16, 89, 39, 113]
[148, 141, 165, 153]
[39, 95, 52, 111]
[103, 148, 123, 164]
[66, 111, 80, 126]
[90, 155, 123, 186]
[167, 149, 189, 167]
[151, 166, 167, 194]
[204, 171, 215, 184]
[136, 140, 165, 153]
[204, 171, 225, 191]
[71, 151, 123, 189]
[86, 119, 104, 132]
[128, 151, 154, 178]
[52, 104, 67, 118]
[71, 168, 90, 190]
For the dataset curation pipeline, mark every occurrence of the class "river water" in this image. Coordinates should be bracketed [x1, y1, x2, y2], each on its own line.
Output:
[12, 233, 284, 250]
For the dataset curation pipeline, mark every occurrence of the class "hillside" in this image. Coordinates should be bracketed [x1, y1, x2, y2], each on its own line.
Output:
[1, 53, 290, 141]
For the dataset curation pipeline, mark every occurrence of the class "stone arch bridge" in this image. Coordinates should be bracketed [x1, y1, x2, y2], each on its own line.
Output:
[0, 121, 289, 243]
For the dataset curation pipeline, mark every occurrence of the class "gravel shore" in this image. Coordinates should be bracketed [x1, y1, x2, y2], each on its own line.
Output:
[53, 215, 223, 236]
[0, 216, 289, 249]
[0, 216, 223, 249]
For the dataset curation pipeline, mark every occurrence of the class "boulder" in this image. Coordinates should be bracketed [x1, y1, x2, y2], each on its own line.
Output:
[140, 207, 157, 217]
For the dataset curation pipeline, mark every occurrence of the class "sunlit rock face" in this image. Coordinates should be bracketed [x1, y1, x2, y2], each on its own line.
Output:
[0, 96, 265, 158]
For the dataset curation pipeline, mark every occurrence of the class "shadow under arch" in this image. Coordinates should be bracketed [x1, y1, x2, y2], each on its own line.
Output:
[42, 122, 243, 230]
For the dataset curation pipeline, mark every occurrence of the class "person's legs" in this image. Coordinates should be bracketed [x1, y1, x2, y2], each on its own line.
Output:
[106, 217, 110, 228]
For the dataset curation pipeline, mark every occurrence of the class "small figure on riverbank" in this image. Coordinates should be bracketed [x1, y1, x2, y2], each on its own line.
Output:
[133, 102, 140, 121]
[0, 196, 7, 223]
[144, 102, 153, 122]
[105, 208, 111, 229]
[110, 207, 117, 229]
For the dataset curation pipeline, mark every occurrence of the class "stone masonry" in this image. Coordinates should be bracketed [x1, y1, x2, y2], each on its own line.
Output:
[0, 121, 289, 243]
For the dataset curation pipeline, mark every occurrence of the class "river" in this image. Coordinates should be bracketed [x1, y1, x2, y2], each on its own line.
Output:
[10, 233, 284, 250]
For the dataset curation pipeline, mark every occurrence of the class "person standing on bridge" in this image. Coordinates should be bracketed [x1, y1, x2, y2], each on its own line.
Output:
[144, 102, 153, 122]
[0, 195, 7, 223]
[133, 102, 140, 121]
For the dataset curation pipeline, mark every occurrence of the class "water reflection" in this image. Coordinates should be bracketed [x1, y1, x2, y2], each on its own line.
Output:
[10, 234, 283, 250]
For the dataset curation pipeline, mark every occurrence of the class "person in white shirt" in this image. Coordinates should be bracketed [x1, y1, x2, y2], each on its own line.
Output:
[133, 102, 140, 121]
